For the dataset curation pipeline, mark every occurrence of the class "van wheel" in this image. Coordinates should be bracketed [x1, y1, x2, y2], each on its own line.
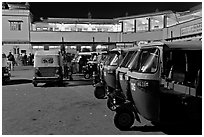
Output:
[114, 109, 135, 131]
[84, 73, 90, 79]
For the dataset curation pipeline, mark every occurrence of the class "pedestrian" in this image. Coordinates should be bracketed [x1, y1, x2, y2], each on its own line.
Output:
[23, 53, 27, 66]
[19, 54, 23, 66]
[7, 52, 15, 70]
[28, 53, 32, 65]
[63, 53, 73, 80]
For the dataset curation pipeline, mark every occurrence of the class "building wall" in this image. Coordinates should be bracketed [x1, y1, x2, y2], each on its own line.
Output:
[122, 29, 163, 42]
[2, 9, 31, 42]
[30, 31, 120, 43]
[2, 9, 32, 55]
[163, 17, 202, 40]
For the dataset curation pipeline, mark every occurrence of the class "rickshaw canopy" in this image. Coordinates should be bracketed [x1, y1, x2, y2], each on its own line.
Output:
[164, 40, 202, 50]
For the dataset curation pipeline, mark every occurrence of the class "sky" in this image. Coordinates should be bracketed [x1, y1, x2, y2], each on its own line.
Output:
[29, 2, 201, 21]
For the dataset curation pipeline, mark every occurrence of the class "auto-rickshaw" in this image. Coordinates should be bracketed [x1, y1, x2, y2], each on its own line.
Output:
[2, 53, 11, 83]
[94, 47, 136, 110]
[113, 41, 202, 131]
[71, 52, 92, 74]
[82, 52, 99, 79]
[103, 48, 127, 91]
[32, 50, 63, 87]
[97, 52, 109, 83]
[94, 49, 120, 99]
[115, 46, 139, 102]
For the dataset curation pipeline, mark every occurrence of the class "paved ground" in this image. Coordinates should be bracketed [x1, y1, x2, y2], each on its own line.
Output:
[2, 66, 201, 135]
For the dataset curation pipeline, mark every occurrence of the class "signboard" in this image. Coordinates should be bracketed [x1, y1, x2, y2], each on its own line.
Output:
[181, 23, 202, 36]
[41, 57, 54, 64]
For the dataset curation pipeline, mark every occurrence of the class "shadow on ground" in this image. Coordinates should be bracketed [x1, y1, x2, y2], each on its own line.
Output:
[2, 79, 32, 86]
[129, 121, 202, 135]
[35, 79, 93, 88]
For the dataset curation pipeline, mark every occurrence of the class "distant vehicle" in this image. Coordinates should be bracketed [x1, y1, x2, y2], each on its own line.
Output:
[2, 53, 10, 83]
[32, 50, 63, 87]
[71, 52, 93, 74]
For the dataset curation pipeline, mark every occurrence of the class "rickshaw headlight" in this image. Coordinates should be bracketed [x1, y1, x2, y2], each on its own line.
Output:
[56, 68, 60, 74]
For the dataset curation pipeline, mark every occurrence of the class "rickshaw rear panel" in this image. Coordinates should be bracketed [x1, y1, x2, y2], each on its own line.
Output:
[33, 50, 63, 86]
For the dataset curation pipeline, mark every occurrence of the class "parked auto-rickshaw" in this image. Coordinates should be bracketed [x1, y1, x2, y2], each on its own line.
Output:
[94, 47, 136, 110]
[71, 52, 92, 74]
[103, 48, 127, 91]
[113, 41, 202, 131]
[94, 49, 120, 99]
[82, 52, 99, 79]
[115, 46, 139, 102]
[32, 50, 63, 87]
[2, 53, 11, 83]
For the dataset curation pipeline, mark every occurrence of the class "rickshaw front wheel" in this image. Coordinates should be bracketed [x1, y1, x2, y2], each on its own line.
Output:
[33, 82, 38, 87]
[114, 109, 135, 131]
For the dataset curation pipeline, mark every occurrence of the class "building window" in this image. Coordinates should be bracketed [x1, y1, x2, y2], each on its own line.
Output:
[42, 27, 48, 31]
[123, 19, 135, 32]
[36, 27, 41, 31]
[150, 15, 164, 30]
[136, 17, 149, 32]
[166, 13, 178, 27]
[9, 21, 22, 31]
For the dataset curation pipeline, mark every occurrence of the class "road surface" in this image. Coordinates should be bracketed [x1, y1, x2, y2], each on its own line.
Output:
[2, 66, 200, 135]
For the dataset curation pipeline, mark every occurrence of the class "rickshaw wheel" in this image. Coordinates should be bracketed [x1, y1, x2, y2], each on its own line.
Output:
[94, 84, 106, 99]
[33, 82, 37, 87]
[107, 98, 117, 111]
[114, 109, 135, 131]
[84, 73, 90, 79]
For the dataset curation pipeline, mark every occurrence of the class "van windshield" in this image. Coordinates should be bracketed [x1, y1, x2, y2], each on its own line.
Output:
[131, 48, 159, 73]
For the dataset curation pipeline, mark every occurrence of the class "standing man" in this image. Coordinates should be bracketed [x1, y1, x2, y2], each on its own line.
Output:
[23, 53, 27, 66]
[7, 52, 15, 70]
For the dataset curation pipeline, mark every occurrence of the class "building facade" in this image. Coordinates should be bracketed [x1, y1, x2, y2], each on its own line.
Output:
[2, 3, 202, 56]
[2, 2, 33, 56]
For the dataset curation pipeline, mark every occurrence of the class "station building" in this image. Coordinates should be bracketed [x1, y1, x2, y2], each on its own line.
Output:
[2, 2, 202, 56]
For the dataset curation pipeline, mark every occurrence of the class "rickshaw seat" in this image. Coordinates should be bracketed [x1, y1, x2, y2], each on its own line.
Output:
[169, 65, 185, 84]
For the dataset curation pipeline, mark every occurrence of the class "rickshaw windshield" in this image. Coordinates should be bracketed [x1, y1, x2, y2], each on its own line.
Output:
[104, 53, 117, 65]
[120, 51, 136, 68]
[131, 48, 159, 73]
[110, 54, 119, 66]
[34, 55, 60, 67]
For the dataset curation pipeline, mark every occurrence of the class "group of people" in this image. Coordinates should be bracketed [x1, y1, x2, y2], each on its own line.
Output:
[6, 52, 34, 70]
